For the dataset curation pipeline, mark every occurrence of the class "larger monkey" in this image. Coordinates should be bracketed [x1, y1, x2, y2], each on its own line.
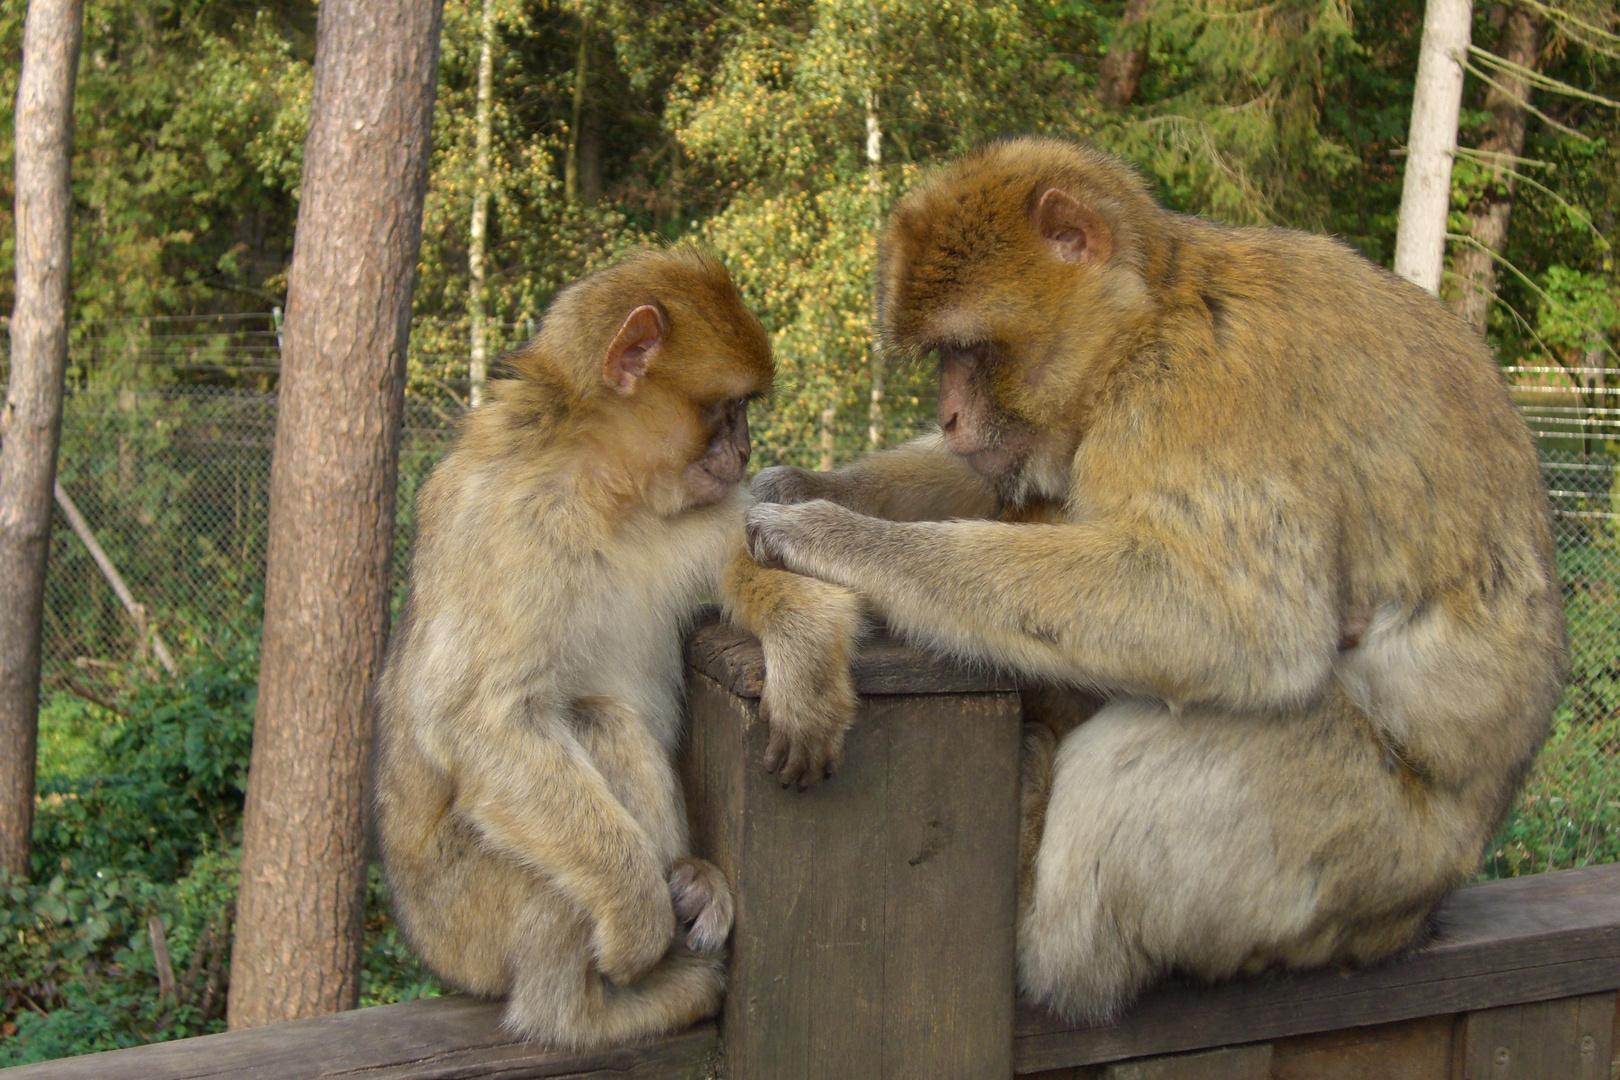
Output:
[374, 248, 861, 1049]
[746, 140, 1565, 1022]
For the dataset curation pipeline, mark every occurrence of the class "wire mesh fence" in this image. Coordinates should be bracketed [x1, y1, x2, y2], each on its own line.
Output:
[1, 322, 1615, 872]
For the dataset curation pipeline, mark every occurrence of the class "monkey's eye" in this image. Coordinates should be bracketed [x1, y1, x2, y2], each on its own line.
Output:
[936, 341, 993, 371]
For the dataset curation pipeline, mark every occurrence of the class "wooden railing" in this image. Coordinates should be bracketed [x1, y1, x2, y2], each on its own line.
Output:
[6, 612, 1618, 1080]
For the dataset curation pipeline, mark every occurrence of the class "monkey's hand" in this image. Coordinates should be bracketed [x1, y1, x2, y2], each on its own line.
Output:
[669, 858, 734, 955]
[744, 499, 871, 585]
[721, 547, 864, 790]
[752, 466, 837, 506]
[761, 650, 858, 789]
[591, 865, 678, 987]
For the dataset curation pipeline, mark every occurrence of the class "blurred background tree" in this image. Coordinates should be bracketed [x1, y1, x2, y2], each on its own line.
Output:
[0, 0, 1607, 453]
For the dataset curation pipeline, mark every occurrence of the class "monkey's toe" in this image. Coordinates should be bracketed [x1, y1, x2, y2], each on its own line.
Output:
[669, 858, 733, 955]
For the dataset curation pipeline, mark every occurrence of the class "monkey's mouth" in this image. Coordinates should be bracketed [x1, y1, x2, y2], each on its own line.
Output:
[686, 459, 745, 505]
[961, 444, 1023, 479]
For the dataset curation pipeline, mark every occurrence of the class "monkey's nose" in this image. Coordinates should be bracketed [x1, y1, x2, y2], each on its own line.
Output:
[942, 410, 959, 434]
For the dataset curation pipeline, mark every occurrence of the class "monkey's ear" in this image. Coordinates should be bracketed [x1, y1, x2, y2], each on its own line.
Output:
[1033, 188, 1114, 266]
[604, 305, 664, 395]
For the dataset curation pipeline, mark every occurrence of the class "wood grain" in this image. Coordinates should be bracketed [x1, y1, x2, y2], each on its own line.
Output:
[1269, 1014, 1457, 1079]
[0, 998, 716, 1080]
[684, 668, 1023, 1080]
[1459, 991, 1615, 1080]
[1015, 863, 1620, 1071]
[1104, 1044, 1272, 1079]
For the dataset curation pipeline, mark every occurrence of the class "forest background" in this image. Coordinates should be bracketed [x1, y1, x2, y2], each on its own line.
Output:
[0, 0, 1616, 1063]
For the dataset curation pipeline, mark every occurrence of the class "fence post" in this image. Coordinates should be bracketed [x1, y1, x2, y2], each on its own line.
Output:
[684, 610, 1023, 1080]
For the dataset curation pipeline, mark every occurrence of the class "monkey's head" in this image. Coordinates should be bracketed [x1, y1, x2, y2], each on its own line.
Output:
[878, 138, 1166, 503]
[511, 247, 773, 513]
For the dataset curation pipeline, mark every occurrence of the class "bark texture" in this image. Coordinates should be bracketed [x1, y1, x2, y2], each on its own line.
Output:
[1449, 6, 1544, 333]
[1394, 0, 1473, 296]
[0, 0, 83, 879]
[1097, 0, 1153, 108]
[227, 0, 444, 1029]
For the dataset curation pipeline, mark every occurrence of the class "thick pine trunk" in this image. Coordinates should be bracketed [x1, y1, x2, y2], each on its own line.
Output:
[0, 0, 83, 880]
[227, 0, 443, 1030]
[1394, 0, 1472, 296]
[1449, 6, 1543, 333]
[1097, 0, 1153, 108]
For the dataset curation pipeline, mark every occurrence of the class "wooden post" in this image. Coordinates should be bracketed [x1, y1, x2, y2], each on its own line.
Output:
[684, 610, 1023, 1080]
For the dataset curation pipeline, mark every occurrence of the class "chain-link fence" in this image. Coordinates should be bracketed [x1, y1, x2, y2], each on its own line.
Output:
[2, 322, 1616, 871]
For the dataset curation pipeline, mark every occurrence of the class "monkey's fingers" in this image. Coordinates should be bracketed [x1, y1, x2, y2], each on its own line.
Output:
[743, 507, 789, 569]
[751, 465, 822, 505]
[764, 730, 840, 790]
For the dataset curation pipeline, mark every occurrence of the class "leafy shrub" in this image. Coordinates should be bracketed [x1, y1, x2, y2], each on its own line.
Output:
[2, 629, 441, 1064]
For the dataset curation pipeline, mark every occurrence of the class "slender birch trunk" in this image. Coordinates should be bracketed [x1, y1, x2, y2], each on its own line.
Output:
[1394, 0, 1473, 296]
[565, 9, 590, 206]
[819, 406, 836, 472]
[866, 89, 884, 452]
[0, 0, 83, 879]
[228, 0, 444, 1029]
[1448, 6, 1543, 333]
[467, 0, 496, 409]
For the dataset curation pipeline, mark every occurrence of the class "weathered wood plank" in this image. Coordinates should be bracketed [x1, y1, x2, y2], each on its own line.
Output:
[1269, 1014, 1456, 1079]
[1103, 1044, 1272, 1079]
[1459, 991, 1615, 1080]
[684, 670, 1022, 1080]
[0, 997, 716, 1080]
[1014, 863, 1620, 1072]
[684, 608, 1013, 698]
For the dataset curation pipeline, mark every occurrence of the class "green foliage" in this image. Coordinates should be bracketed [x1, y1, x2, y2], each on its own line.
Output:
[31, 630, 258, 884]
[2, 633, 444, 1061]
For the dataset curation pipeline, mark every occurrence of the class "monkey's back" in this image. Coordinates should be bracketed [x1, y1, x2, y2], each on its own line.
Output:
[1081, 216, 1564, 804]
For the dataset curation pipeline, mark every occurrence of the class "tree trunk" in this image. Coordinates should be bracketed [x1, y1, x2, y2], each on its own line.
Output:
[1448, 6, 1543, 333]
[565, 10, 591, 206]
[866, 90, 884, 452]
[580, 104, 602, 206]
[227, 0, 444, 1030]
[0, 0, 83, 880]
[467, 0, 496, 409]
[1394, 0, 1473, 296]
[1097, 0, 1153, 108]
[819, 406, 836, 472]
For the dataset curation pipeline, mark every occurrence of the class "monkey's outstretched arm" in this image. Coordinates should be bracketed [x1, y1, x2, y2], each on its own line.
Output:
[752, 434, 998, 522]
[721, 550, 863, 788]
[455, 724, 677, 986]
[744, 500, 1337, 715]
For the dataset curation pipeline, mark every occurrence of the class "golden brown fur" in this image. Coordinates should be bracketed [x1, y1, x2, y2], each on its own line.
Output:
[746, 140, 1565, 1022]
[374, 247, 860, 1049]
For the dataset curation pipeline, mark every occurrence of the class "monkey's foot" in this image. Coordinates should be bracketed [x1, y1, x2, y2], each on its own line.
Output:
[669, 858, 733, 955]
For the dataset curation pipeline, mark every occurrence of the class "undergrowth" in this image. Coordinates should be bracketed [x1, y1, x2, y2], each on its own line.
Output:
[0, 626, 440, 1066]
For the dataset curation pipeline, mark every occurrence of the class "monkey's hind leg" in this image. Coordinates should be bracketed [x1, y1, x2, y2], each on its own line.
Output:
[503, 937, 726, 1050]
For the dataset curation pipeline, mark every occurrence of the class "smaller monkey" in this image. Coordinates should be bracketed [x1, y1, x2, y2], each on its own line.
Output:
[374, 247, 861, 1050]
